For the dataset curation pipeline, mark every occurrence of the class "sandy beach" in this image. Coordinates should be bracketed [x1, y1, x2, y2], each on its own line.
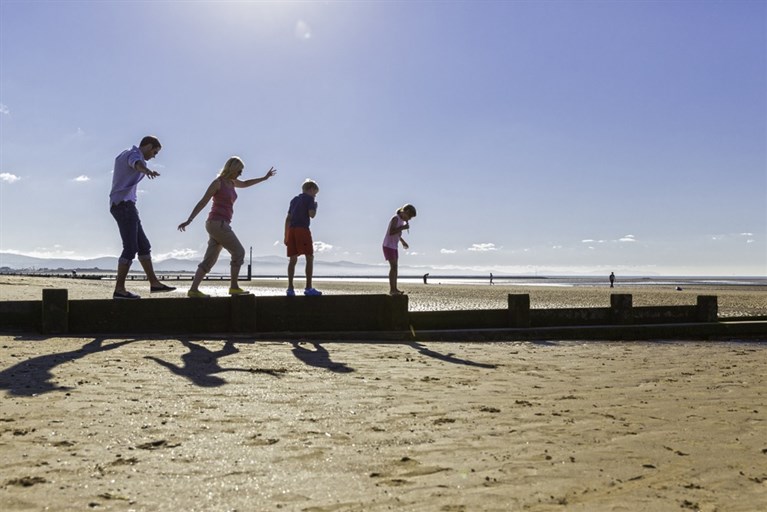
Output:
[1, 276, 766, 511]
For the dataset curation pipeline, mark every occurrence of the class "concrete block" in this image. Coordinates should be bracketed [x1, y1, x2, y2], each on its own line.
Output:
[41, 289, 68, 334]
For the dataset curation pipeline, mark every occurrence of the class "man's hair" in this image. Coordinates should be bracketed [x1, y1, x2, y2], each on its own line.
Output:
[139, 136, 162, 150]
[399, 204, 417, 218]
[218, 156, 244, 179]
[302, 179, 319, 193]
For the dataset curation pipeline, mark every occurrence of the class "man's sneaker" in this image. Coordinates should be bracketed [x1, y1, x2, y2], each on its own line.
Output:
[187, 290, 211, 298]
[113, 290, 140, 300]
[286, 288, 296, 297]
[229, 287, 251, 295]
[150, 283, 176, 293]
[304, 288, 322, 296]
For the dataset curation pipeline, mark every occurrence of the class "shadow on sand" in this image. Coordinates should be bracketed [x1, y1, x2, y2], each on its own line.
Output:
[145, 339, 287, 387]
[0, 337, 138, 396]
[291, 341, 355, 373]
[407, 341, 498, 369]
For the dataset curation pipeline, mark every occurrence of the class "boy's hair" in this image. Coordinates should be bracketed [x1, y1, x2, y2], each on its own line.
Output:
[399, 204, 417, 218]
[219, 156, 244, 179]
[139, 136, 162, 150]
[302, 179, 319, 193]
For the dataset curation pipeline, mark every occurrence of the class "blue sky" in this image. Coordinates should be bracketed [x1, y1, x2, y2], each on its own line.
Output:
[1, 0, 765, 276]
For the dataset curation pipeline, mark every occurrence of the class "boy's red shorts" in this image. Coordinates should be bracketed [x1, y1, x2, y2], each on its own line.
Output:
[286, 227, 313, 257]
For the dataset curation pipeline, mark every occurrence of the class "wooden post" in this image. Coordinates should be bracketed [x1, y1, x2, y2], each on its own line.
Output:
[387, 294, 409, 330]
[696, 295, 718, 322]
[508, 294, 531, 328]
[610, 294, 633, 325]
[230, 293, 256, 332]
[42, 288, 69, 334]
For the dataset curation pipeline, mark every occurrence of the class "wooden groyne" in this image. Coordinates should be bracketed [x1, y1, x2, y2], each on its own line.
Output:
[1, 289, 765, 340]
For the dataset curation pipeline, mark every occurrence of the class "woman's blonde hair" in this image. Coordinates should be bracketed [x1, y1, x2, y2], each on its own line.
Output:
[218, 156, 244, 179]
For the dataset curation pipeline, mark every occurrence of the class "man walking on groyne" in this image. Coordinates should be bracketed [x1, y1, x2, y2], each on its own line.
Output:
[109, 135, 176, 299]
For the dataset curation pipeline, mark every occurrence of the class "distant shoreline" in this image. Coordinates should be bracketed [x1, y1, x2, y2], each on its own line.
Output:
[1, 270, 765, 287]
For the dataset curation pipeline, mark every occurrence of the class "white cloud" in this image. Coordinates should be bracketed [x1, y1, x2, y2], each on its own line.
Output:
[0, 172, 20, 184]
[4, 247, 77, 259]
[440, 248, 457, 254]
[295, 19, 312, 39]
[155, 249, 198, 260]
[746, 239, 755, 244]
[73, 175, 90, 182]
[581, 239, 594, 243]
[313, 241, 333, 253]
[0, 104, 8, 115]
[468, 243, 497, 252]
[619, 235, 636, 243]
[740, 233, 754, 236]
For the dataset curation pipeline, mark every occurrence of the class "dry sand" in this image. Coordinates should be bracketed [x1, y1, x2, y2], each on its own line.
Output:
[1, 276, 766, 511]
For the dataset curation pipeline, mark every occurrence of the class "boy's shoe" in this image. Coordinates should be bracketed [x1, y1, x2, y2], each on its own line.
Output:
[286, 288, 296, 297]
[187, 290, 210, 298]
[304, 288, 322, 296]
[229, 287, 251, 295]
[113, 290, 140, 300]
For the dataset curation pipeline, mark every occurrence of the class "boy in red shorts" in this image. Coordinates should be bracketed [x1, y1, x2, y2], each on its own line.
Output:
[284, 179, 321, 296]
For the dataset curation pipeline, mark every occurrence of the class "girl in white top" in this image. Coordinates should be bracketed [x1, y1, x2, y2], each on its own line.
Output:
[382, 204, 417, 295]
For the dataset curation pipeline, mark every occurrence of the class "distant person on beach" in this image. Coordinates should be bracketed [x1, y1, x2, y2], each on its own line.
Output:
[178, 157, 276, 298]
[109, 135, 176, 299]
[383, 204, 416, 295]
[423, 273, 429, 285]
[609, 272, 615, 288]
[490, 273, 494, 285]
[285, 179, 321, 296]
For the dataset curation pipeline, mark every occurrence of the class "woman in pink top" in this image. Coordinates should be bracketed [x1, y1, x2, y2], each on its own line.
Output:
[178, 156, 276, 298]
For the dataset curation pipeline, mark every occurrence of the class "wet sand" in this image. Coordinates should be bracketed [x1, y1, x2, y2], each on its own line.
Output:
[1, 274, 766, 317]
[1, 276, 766, 511]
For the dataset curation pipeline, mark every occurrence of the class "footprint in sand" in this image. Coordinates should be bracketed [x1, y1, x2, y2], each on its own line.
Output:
[370, 456, 450, 484]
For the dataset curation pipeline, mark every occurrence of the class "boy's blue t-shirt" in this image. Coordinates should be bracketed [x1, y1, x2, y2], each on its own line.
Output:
[288, 193, 317, 228]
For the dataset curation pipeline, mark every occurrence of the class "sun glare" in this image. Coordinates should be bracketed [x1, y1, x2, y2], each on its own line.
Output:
[181, 1, 315, 37]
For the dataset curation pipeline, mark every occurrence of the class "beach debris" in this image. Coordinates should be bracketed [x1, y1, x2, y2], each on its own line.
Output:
[6, 476, 47, 487]
[135, 439, 180, 450]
